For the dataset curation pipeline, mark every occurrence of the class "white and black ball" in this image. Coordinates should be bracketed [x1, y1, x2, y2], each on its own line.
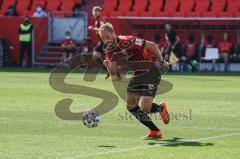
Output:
[82, 109, 100, 128]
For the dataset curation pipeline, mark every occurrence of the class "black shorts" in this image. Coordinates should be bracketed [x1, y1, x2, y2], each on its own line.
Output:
[127, 62, 161, 97]
[94, 42, 105, 54]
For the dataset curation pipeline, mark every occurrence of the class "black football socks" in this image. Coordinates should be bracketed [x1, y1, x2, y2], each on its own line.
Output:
[149, 103, 163, 114]
[129, 106, 159, 131]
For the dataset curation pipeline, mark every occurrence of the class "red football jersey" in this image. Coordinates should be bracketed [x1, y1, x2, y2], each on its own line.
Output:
[218, 41, 232, 54]
[95, 16, 106, 28]
[61, 39, 76, 46]
[105, 35, 157, 62]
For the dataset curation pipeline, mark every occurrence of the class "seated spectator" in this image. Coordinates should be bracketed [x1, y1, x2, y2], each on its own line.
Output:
[218, 33, 233, 72]
[4, 5, 18, 16]
[33, 4, 48, 18]
[184, 34, 199, 72]
[205, 34, 215, 48]
[61, 31, 76, 62]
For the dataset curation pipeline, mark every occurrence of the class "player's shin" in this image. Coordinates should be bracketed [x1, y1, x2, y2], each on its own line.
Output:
[129, 106, 159, 131]
[149, 103, 163, 113]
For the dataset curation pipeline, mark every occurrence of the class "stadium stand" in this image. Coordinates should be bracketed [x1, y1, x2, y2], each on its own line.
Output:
[17, 0, 31, 16]
[0, 0, 81, 16]
[140, 0, 162, 17]
[129, 0, 148, 17]
[0, 0, 240, 17]
[170, 0, 189, 17]
[110, 0, 133, 16]
[102, 0, 118, 17]
[45, 0, 61, 12]
[0, 0, 16, 15]
[203, 0, 226, 17]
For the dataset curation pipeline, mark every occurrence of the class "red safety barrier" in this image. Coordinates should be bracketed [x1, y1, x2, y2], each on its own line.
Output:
[0, 17, 48, 65]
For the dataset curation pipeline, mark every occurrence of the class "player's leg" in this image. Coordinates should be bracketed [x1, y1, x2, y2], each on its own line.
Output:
[92, 42, 103, 65]
[136, 64, 170, 124]
[223, 54, 229, 71]
[92, 50, 102, 63]
[126, 92, 161, 138]
[27, 43, 32, 67]
[68, 52, 73, 61]
[139, 95, 170, 125]
[62, 52, 67, 62]
[19, 43, 25, 67]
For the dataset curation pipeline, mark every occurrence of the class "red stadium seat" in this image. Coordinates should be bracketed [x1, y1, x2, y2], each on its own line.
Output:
[22, 10, 34, 16]
[61, 0, 76, 12]
[188, 0, 209, 17]
[112, 0, 133, 16]
[236, 11, 240, 17]
[143, 0, 162, 16]
[160, 0, 179, 17]
[155, 10, 170, 17]
[102, 0, 118, 17]
[46, 0, 61, 11]
[163, 0, 179, 12]
[1, 0, 16, 13]
[132, 0, 148, 16]
[202, 0, 226, 17]
[176, 0, 194, 17]
[219, 11, 234, 17]
[227, 0, 240, 15]
[17, 0, 31, 15]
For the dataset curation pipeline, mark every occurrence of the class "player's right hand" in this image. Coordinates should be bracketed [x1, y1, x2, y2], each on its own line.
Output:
[160, 61, 169, 74]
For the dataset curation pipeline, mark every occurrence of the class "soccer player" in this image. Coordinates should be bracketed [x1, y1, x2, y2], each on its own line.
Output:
[99, 23, 170, 138]
[88, 6, 111, 79]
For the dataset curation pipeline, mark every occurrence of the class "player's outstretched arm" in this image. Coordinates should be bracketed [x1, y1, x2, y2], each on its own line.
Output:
[88, 26, 100, 32]
[144, 40, 169, 71]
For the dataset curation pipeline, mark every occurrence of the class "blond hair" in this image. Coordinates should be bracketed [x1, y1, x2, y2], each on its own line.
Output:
[93, 6, 102, 12]
[99, 23, 114, 34]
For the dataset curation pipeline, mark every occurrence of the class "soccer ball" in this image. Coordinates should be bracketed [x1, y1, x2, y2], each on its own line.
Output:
[82, 109, 100, 128]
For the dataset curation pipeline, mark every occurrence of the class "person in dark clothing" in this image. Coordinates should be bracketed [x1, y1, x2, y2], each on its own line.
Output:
[0, 36, 11, 67]
[18, 16, 33, 67]
[4, 5, 18, 16]
[165, 24, 181, 56]
[165, 23, 183, 71]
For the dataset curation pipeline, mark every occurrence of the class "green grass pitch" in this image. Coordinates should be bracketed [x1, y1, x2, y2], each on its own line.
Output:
[0, 68, 240, 159]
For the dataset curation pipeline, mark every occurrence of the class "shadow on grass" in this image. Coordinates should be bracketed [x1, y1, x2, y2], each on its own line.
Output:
[97, 145, 116, 148]
[146, 137, 214, 147]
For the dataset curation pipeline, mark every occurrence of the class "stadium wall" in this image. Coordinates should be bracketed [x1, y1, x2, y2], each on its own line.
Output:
[0, 17, 48, 65]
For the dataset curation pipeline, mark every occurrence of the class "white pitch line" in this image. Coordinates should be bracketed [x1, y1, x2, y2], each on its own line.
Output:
[67, 132, 240, 159]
